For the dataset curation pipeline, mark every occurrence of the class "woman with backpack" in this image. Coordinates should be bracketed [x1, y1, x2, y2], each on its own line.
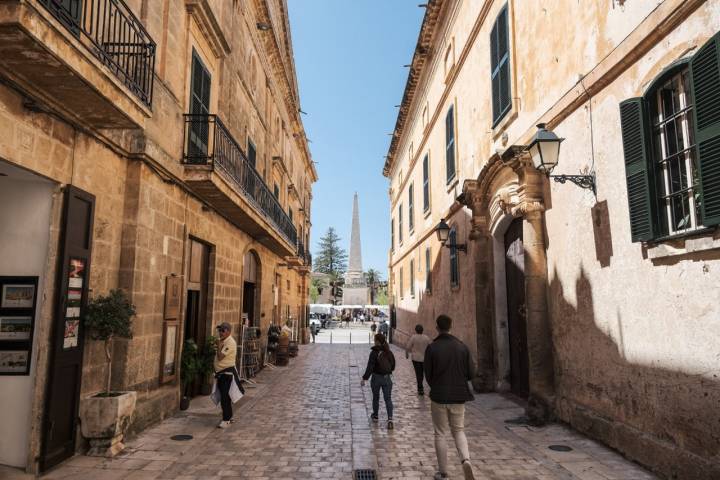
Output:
[361, 333, 396, 429]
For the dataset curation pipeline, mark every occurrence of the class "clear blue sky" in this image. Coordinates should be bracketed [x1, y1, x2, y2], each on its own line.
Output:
[287, 1, 424, 279]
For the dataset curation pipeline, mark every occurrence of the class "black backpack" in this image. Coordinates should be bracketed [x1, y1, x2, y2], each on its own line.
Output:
[375, 350, 394, 374]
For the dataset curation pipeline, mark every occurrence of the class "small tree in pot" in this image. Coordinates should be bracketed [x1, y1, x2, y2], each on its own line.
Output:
[78, 289, 137, 457]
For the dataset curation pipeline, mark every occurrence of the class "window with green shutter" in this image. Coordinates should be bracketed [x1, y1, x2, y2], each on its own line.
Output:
[188, 50, 211, 161]
[423, 154, 430, 212]
[690, 33, 720, 227]
[408, 183, 415, 232]
[619, 31, 720, 242]
[490, 5, 511, 126]
[449, 227, 459, 287]
[445, 106, 456, 183]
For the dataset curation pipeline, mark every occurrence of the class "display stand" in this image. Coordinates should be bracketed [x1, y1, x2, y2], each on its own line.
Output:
[238, 325, 260, 387]
[263, 321, 278, 369]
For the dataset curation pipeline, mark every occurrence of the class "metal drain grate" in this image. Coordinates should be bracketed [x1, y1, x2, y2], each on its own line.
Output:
[170, 434, 193, 441]
[354, 469, 377, 480]
[548, 444, 573, 452]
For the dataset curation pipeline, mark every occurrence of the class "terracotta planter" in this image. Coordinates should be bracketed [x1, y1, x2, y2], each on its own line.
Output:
[79, 391, 137, 457]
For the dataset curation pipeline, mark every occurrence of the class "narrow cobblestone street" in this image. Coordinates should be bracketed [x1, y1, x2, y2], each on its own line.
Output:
[39, 344, 657, 480]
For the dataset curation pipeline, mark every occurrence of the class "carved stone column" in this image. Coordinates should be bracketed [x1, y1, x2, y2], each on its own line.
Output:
[513, 158, 555, 423]
[462, 180, 496, 392]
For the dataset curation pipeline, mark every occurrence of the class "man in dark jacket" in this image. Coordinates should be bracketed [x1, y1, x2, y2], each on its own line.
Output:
[424, 315, 476, 480]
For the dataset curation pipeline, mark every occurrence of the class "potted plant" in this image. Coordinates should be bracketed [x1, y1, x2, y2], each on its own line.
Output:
[179, 336, 217, 407]
[78, 289, 136, 457]
[180, 339, 198, 410]
[198, 335, 217, 395]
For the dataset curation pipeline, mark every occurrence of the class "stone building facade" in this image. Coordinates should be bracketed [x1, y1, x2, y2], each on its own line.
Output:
[384, 1, 720, 478]
[0, 0, 315, 473]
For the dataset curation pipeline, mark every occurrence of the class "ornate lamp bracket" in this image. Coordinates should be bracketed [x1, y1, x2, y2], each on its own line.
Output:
[548, 172, 596, 195]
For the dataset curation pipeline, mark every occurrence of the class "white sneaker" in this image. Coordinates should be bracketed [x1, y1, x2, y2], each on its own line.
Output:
[217, 420, 231, 429]
[462, 459, 476, 480]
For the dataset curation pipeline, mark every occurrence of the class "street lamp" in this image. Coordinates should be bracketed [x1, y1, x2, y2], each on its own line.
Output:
[525, 123, 596, 194]
[434, 219, 467, 252]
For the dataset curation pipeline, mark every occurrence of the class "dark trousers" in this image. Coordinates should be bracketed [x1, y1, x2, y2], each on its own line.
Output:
[217, 374, 233, 421]
[412, 360, 424, 393]
[370, 374, 393, 419]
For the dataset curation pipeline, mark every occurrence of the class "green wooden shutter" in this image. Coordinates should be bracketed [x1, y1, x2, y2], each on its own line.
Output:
[690, 34, 720, 227]
[619, 98, 656, 242]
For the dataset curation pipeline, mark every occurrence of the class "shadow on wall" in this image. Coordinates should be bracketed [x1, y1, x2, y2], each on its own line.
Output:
[392, 209, 482, 358]
[549, 266, 720, 480]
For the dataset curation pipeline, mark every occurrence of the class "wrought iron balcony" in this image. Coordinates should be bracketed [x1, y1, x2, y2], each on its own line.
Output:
[182, 114, 298, 248]
[37, 0, 155, 107]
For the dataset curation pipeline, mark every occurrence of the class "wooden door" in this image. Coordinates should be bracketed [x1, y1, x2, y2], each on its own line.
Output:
[183, 239, 209, 395]
[504, 218, 529, 398]
[243, 282, 256, 327]
[41, 186, 95, 471]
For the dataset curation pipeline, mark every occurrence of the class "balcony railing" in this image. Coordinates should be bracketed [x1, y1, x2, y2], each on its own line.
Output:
[38, 0, 156, 107]
[183, 114, 298, 247]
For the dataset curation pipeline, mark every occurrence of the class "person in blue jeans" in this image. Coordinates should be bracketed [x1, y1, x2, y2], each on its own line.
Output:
[361, 333, 396, 429]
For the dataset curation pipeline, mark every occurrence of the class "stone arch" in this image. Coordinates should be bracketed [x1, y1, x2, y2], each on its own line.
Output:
[463, 151, 555, 418]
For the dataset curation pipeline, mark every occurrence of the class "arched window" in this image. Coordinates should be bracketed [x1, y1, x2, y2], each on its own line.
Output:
[620, 32, 720, 241]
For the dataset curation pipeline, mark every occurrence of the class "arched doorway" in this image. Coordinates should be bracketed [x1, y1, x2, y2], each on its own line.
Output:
[242, 251, 261, 327]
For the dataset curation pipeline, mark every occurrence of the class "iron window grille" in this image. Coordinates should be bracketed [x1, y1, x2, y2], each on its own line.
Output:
[650, 69, 701, 235]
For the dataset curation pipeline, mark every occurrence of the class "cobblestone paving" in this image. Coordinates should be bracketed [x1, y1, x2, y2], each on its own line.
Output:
[41, 344, 657, 480]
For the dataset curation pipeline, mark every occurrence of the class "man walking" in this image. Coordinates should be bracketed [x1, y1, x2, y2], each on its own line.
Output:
[424, 315, 476, 480]
[214, 322, 238, 428]
[405, 324, 431, 395]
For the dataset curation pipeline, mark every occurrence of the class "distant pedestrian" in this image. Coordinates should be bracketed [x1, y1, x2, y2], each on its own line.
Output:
[405, 324, 431, 395]
[370, 321, 377, 334]
[425, 315, 476, 480]
[310, 323, 317, 343]
[379, 319, 389, 336]
[361, 333, 396, 429]
[213, 322, 243, 429]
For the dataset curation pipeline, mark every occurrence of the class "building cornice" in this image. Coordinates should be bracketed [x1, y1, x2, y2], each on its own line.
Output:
[383, 0, 444, 177]
[253, 0, 318, 183]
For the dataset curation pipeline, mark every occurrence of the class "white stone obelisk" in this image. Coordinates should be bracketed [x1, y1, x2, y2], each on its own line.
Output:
[343, 193, 369, 305]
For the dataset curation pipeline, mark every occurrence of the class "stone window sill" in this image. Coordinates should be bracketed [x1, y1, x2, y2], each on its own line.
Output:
[446, 178, 459, 193]
[424, 208, 432, 219]
[646, 228, 720, 260]
[492, 107, 518, 140]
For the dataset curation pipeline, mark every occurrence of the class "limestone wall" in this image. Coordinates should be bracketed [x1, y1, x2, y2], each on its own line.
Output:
[386, 0, 720, 477]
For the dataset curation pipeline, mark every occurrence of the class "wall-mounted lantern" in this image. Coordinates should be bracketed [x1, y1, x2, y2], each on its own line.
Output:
[526, 123, 596, 195]
[434, 218, 467, 253]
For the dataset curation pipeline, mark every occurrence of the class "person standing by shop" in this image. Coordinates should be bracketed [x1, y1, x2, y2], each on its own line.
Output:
[214, 322, 238, 428]
[361, 333, 396, 429]
[424, 315, 476, 480]
[405, 324, 431, 395]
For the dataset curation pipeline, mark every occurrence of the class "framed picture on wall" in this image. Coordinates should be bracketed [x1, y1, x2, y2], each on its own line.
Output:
[1, 284, 35, 309]
[0, 316, 32, 340]
[164, 275, 182, 320]
[0, 350, 29, 374]
[159, 322, 179, 384]
[0, 276, 38, 376]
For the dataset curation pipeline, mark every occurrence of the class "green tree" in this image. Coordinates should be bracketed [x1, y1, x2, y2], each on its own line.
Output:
[84, 289, 135, 394]
[365, 269, 383, 304]
[314, 227, 348, 277]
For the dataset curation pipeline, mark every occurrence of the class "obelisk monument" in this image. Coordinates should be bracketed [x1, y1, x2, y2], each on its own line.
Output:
[342, 193, 369, 305]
